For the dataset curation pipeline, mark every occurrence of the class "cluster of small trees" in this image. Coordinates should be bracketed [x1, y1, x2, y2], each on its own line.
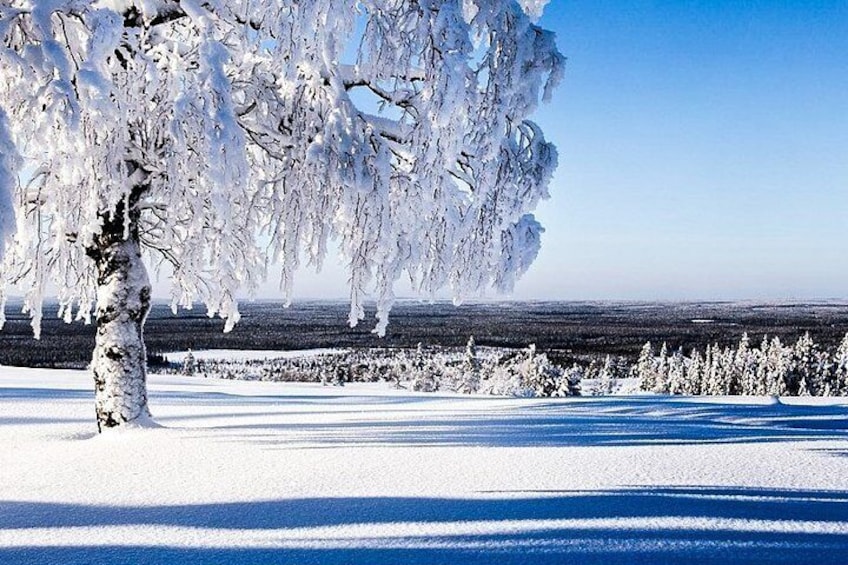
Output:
[174, 331, 848, 399]
[170, 337, 583, 398]
[178, 351, 350, 383]
[637, 333, 848, 396]
[471, 342, 581, 397]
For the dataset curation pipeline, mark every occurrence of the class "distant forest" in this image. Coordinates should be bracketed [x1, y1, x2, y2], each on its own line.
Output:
[1, 299, 847, 369]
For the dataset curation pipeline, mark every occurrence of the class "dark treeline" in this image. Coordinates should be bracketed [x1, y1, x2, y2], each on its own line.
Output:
[2, 300, 848, 368]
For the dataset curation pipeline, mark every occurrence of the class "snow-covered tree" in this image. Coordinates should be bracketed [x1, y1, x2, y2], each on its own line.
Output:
[332, 365, 349, 387]
[717, 346, 735, 395]
[521, 344, 566, 397]
[684, 349, 703, 395]
[557, 363, 582, 397]
[635, 341, 656, 391]
[410, 342, 438, 392]
[0, 110, 17, 264]
[702, 343, 733, 396]
[0, 1, 563, 429]
[481, 347, 528, 397]
[814, 349, 834, 397]
[653, 342, 669, 393]
[733, 333, 756, 395]
[702, 344, 718, 395]
[666, 347, 686, 395]
[762, 336, 790, 397]
[181, 349, 196, 377]
[790, 332, 819, 396]
[455, 335, 481, 393]
[834, 333, 848, 396]
[592, 354, 616, 396]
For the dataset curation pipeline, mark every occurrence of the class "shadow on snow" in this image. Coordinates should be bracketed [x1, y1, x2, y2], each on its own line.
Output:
[196, 397, 848, 449]
[2, 487, 848, 565]
[2, 384, 848, 447]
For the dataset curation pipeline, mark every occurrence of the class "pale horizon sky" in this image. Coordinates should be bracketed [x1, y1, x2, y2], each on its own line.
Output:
[246, 1, 846, 303]
[522, 0, 847, 302]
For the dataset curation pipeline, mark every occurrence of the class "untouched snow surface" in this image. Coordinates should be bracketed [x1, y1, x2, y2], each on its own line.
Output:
[2, 366, 848, 564]
[165, 348, 346, 362]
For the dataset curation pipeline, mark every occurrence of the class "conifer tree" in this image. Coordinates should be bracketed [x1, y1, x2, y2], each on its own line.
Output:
[557, 363, 583, 397]
[791, 333, 823, 396]
[181, 350, 197, 377]
[834, 333, 848, 396]
[764, 337, 790, 397]
[456, 335, 482, 394]
[667, 347, 687, 395]
[684, 349, 704, 395]
[654, 342, 669, 393]
[411, 343, 438, 392]
[636, 341, 656, 392]
[594, 355, 616, 396]
[734, 334, 757, 395]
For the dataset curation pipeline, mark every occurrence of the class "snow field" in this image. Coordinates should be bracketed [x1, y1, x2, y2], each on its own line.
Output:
[2, 366, 848, 564]
[165, 348, 347, 362]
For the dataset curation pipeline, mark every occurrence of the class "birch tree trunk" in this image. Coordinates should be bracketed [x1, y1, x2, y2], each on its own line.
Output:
[86, 185, 152, 431]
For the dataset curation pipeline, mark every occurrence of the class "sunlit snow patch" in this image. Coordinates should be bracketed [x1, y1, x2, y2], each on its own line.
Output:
[165, 349, 347, 362]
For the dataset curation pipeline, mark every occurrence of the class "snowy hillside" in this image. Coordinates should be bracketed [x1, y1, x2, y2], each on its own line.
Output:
[2, 366, 848, 564]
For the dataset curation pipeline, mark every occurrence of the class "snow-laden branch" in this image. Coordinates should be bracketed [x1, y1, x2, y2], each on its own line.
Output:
[0, 108, 18, 260]
[0, 0, 564, 336]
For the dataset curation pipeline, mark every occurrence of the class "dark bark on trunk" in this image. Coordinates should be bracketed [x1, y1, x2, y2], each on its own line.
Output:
[86, 185, 152, 431]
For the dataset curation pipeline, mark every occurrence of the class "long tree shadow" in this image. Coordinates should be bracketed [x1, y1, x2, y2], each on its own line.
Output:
[211, 397, 848, 449]
[2, 487, 847, 564]
[3, 382, 847, 448]
[0, 387, 92, 401]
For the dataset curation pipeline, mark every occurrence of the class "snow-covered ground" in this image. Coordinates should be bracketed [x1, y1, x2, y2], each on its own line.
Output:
[2, 366, 848, 564]
[165, 348, 346, 362]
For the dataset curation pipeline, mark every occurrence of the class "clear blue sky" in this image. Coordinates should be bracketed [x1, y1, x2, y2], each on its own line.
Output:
[268, 1, 848, 302]
[521, 0, 848, 300]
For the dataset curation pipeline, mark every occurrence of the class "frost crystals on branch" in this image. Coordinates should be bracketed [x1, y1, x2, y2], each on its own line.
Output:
[0, 0, 563, 428]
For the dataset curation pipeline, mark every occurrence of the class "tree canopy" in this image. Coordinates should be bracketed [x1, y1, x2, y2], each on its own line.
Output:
[0, 0, 563, 336]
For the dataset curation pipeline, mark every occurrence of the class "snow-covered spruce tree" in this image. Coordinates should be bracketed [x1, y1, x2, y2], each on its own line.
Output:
[455, 335, 481, 393]
[481, 348, 526, 396]
[684, 349, 703, 395]
[180, 349, 196, 377]
[653, 342, 669, 393]
[790, 332, 820, 396]
[592, 354, 615, 396]
[0, 2, 563, 430]
[410, 342, 438, 392]
[733, 333, 756, 395]
[763, 337, 791, 397]
[558, 363, 582, 397]
[815, 348, 835, 397]
[703, 343, 732, 396]
[834, 333, 848, 396]
[635, 341, 656, 392]
[666, 347, 686, 395]
[717, 346, 735, 395]
[520, 343, 566, 397]
[752, 339, 772, 396]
